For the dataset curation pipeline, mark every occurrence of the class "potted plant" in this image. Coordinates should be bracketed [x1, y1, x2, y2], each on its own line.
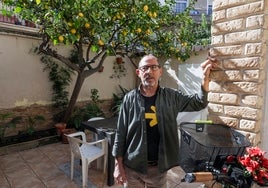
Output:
[110, 58, 127, 79]
[116, 56, 123, 64]
[55, 122, 66, 136]
[98, 65, 104, 72]
[40, 55, 73, 138]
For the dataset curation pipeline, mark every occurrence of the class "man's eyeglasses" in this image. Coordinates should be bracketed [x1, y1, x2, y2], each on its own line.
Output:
[138, 65, 161, 72]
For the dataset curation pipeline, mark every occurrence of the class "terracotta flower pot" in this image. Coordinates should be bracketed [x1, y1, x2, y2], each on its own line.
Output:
[55, 122, 66, 136]
[98, 65, 104, 72]
[116, 57, 123, 64]
[61, 128, 76, 144]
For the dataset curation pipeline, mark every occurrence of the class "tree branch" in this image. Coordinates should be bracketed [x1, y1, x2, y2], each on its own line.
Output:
[39, 34, 81, 73]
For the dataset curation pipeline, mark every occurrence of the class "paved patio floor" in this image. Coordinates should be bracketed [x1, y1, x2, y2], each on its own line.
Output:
[0, 140, 212, 188]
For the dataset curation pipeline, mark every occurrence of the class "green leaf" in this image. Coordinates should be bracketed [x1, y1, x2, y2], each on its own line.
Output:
[14, 7, 22, 13]
[91, 45, 99, 52]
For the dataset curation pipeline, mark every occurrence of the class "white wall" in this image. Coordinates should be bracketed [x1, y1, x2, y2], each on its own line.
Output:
[0, 32, 210, 125]
[0, 34, 136, 108]
[177, 51, 208, 124]
[160, 50, 209, 124]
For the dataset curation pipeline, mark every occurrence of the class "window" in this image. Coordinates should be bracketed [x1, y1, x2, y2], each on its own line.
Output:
[174, 0, 188, 14]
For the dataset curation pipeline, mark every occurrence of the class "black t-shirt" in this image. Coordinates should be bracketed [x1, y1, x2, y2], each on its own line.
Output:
[143, 94, 159, 162]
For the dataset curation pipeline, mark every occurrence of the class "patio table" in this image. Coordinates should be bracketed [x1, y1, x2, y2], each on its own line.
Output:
[81, 116, 118, 186]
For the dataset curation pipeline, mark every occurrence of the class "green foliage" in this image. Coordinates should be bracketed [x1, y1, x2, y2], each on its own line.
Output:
[40, 55, 73, 109]
[111, 85, 130, 116]
[90, 88, 100, 104]
[2, 0, 210, 61]
[192, 13, 211, 46]
[0, 113, 22, 140]
[68, 103, 104, 129]
[24, 115, 45, 135]
[68, 88, 104, 129]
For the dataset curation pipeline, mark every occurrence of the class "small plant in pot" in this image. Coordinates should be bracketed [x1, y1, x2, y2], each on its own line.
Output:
[116, 56, 123, 64]
[41, 55, 73, 138]
[110, 57, 127, 79]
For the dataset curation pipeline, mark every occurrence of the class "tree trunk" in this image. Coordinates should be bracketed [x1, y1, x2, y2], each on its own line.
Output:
[62, 72, 86, 123]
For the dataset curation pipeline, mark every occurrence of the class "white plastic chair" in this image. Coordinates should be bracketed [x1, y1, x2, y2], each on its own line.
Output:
[65, 131, 107, 188]
[87, 117, 105, 169]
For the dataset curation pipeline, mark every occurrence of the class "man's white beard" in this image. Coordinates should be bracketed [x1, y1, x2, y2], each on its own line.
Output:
[143, 79, 156, 87]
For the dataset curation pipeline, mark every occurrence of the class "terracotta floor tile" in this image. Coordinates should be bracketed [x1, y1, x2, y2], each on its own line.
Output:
[44, 174, 79, 188]
[19, 149, 49, 164]
[4, 166, 34, 179]
[4, 166, 45, 188]
[0, 142, 215, 188]
[29, 162, 63, 181]
[8, 176, 46, 188]
[0, 153, 26, 170]
[1, 160, 30, 173]
[0, 170, 10, 188]
[40, 144, 70, 165]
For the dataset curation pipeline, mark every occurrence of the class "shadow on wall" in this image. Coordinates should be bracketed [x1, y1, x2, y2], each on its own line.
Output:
[177, 62, 208, 124]
[178, 63, 202, 95]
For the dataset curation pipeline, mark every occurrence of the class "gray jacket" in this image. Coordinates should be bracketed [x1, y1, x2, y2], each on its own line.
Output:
[112, 85, 208, 174]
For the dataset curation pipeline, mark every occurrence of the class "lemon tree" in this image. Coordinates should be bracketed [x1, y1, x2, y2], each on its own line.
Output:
[2, 0, 210, 122]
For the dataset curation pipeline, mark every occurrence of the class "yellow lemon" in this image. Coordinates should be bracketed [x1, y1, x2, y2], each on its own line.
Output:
[148, 11, 153, 18]
[58, 35, 64, 42]
[120, 12, 125, 18]
[143, 42, 149, 47]
[116, 13, 121, 19]
[122, 30, 128, 36]
[153, 12, 157, 18]
[136, 28, 142, 33]
[85, 23, 90, 29]
[98, 39, 104, 46]
[143, 5, 149, 12]
[78, 12, 84, 17]
[67, 22, 73, 27]
[70, 28, 76, 34]
[146, 29, 152, 35]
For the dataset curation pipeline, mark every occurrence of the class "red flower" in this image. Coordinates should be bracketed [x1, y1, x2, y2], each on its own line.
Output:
[263, 158, 268, 169]
[247, 147, 266, 158]
[238, 147, 268, 185]
[226, 155, 235, 163]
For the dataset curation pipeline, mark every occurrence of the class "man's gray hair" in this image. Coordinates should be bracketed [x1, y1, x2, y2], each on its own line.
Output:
[139, 54, 158, 67]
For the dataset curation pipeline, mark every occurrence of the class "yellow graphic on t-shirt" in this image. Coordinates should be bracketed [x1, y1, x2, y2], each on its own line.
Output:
[145, 106, 158, 127]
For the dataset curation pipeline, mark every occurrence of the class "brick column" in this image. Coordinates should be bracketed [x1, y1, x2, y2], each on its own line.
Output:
[208, 0, 267, 145]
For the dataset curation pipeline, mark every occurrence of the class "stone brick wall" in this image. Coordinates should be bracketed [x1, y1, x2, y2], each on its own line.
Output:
[209, 0, 267, 145]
